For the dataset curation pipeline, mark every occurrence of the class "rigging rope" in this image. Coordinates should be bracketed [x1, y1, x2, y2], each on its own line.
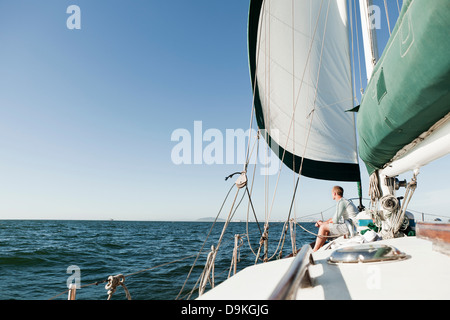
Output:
[384, 0, 392, 35]
[176, 183, 236, 300]
[352, 0, 364, 94]
[198, 246, 217, 296]
[369, 172, 381, 206]
[105, 274, 131, 300]
[393, 171, 418, 234]
[185, 179, 254, 299]
[294, 221, 349, 239]
[228, 234, 244, 278]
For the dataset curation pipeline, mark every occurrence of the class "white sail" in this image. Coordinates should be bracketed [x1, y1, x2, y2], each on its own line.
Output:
[249, 0, 360, 181]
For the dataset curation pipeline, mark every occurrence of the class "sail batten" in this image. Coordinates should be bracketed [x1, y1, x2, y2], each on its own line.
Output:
[249, 0, 361, 181]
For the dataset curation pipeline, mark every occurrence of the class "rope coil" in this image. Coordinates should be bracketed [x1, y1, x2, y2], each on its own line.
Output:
[105, 274, 131, 300]
[198, 246, 217, 296]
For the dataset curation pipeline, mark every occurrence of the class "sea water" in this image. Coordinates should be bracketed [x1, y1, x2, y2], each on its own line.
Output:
[0, 220, 317, 300]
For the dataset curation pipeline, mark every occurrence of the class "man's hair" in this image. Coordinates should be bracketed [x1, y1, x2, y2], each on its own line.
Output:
[332, 186, 344, 196]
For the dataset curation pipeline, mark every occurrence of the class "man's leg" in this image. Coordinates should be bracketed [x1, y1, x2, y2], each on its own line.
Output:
[313, 223, 330, 251]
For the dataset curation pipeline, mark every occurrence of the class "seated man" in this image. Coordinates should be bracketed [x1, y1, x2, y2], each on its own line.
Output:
[313, 186, 358, 252]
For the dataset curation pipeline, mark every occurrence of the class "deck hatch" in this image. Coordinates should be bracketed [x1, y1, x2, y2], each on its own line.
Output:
[328, 244, 408, 264]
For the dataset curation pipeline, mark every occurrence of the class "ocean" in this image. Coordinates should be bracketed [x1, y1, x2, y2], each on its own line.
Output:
[0, 220, 317, 300]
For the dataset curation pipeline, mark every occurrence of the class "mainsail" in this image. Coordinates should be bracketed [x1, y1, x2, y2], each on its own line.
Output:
[248, 0, 361, 182]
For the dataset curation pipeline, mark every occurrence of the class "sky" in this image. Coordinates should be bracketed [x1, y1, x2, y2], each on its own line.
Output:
[0, 0, 449, 222]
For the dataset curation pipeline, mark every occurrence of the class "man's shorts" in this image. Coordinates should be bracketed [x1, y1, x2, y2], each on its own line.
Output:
[328, 222, 349, 237]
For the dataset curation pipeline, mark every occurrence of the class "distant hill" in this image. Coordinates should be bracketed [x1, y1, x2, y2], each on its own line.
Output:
[197, 217, 226, 222]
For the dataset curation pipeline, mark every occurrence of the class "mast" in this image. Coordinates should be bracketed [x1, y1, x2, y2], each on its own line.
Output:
[358, 0, 379, 82]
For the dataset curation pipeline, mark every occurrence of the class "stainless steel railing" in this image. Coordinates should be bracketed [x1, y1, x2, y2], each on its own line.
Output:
[268, 244, 314, 300]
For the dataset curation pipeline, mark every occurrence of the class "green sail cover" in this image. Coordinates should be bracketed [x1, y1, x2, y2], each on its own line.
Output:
[357, 0, 450, 176]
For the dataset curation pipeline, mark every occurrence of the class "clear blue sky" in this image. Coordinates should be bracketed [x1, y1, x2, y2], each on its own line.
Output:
[0, 0, 448, 221]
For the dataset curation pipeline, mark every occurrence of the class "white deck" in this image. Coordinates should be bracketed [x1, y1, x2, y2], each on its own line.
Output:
[197, 256, 295, 300]
[301, 237, 450, 299]
[198, 236, 450, 300]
